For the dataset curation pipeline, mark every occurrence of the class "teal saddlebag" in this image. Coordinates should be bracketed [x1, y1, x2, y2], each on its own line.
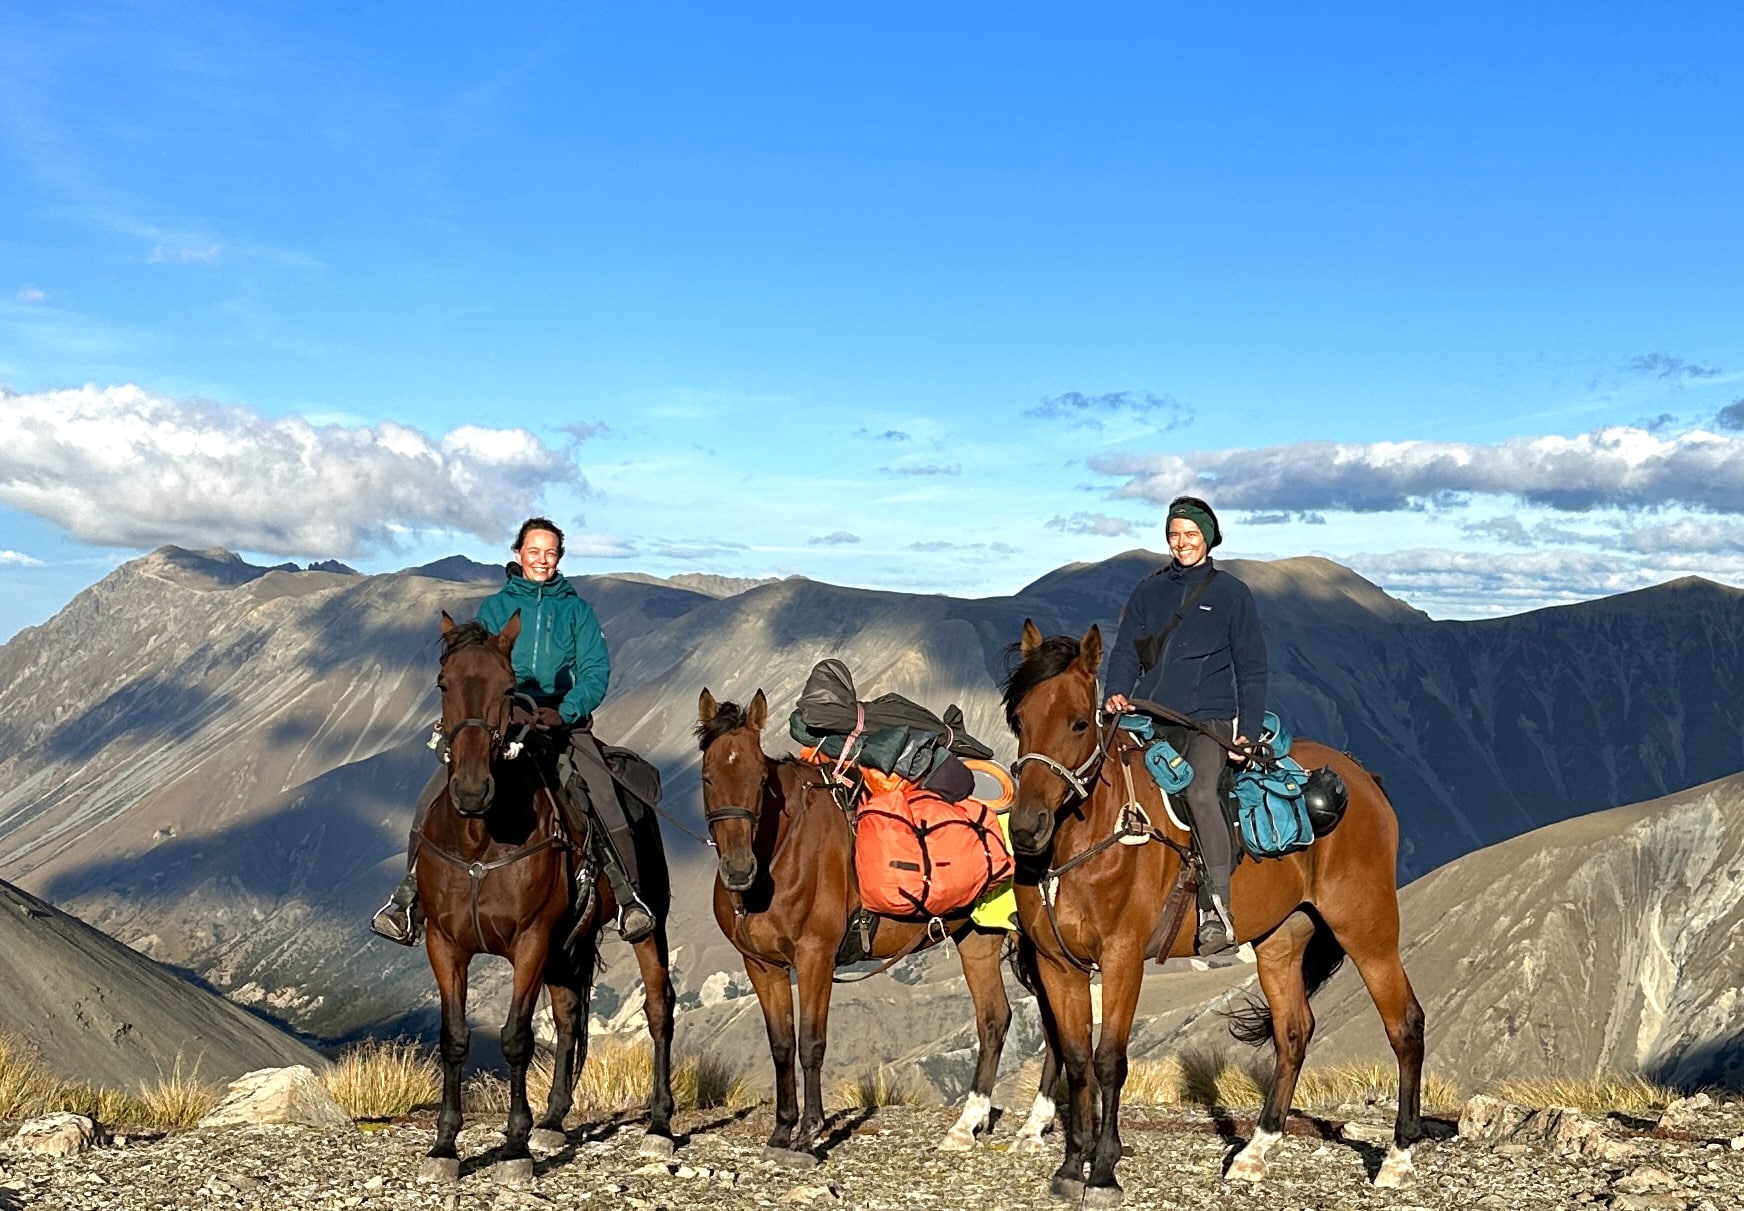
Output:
[1231, 756, 1315, 859]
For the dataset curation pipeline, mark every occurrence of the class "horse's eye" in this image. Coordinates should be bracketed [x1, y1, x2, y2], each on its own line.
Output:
[437, 681, 448, 693]
[1071, 718, 1090, 733]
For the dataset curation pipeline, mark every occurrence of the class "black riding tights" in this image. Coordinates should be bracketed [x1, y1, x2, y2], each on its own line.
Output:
[1180, 718, 1234, 900]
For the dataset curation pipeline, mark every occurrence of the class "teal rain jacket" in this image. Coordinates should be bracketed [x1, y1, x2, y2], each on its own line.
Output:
[476, 569, 610, 724]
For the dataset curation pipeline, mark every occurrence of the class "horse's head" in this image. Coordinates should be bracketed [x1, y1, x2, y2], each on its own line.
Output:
[1001, 618, 1104, 856]
[695, 687, 769, 892]
[437, 610, 521, 817]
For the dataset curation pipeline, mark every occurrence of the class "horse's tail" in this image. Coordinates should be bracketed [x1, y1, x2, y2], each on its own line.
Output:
[1225, 912, 1347, 1047]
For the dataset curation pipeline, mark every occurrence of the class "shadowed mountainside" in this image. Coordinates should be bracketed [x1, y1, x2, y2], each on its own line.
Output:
[0, 546, 1741, 1056]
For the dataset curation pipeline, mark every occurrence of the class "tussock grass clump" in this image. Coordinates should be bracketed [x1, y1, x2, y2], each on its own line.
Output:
[462, 1036, 756, 1118]
[1487, 1074, 1676, 1115]
[326, 1038, 441, 1118]
[0, 1031, 223, 1130]
[135, 1064, 223, 1130]
[1122, 1052, 1462, 1114]
[833, 1066, 922, 1109]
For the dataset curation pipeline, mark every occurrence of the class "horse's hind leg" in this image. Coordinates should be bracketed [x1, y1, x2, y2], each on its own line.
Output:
[940, 928, 1011, 1151]
[533, 936, 598, 1152]
[1012, 934, 1060, 1155]
[419, 930, 469, 1185]
[1227, 911, 1318, 1184]
[631, 925, 678, 1156]
[1343, 937, 1426, 1185]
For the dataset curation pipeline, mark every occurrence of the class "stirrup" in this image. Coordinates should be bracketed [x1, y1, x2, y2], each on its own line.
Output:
[617, 898, 656, 944]
[370, 899, 419, 946]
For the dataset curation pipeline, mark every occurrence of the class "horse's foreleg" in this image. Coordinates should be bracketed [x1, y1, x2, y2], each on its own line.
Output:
[494, 935, 551, 1188]
[631, 926, 678, 1155]
[744, 955, 799, 1154]
[1035, 958, 1095, 1203]
[790, 938, 837, 1160]
[419, 931, 470, 1185]
[1085, 945, 1145, 1206]
[1229, 913, 1317, 1184]
[940, 929, 1011, 1151]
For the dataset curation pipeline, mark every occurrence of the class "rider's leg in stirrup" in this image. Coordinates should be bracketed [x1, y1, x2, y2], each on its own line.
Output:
[1182, 722, 1238, 957]
[564, 735, 657, 944]
[371, 768, 444, 945]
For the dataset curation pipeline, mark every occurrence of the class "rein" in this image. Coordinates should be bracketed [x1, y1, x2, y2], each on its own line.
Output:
[1023, 722, 1200, 973]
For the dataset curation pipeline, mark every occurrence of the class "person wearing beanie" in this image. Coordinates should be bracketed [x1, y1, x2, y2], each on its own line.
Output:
[1101, 495, 1268, 955]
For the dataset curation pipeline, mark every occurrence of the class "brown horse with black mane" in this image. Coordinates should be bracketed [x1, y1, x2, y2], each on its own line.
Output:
[1001, 621, 1424, 1206]
[413, 613, 676, 1189]
[695, 688, 1059, 1167]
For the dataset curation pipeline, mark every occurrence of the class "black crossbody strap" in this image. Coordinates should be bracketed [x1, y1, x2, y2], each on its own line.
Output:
[1134, 568, 1218, 675]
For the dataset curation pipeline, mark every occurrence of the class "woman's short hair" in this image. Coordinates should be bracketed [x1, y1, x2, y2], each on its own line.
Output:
[513, 517, 565, 558]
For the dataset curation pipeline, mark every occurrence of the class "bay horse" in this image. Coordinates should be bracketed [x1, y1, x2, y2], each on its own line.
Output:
[695, 688, 1059, 1166]
[413, 613, 676, 1188]
[1001, 621, 1424, 1205]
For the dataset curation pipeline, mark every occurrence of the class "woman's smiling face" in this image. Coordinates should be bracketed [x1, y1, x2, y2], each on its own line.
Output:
[1167, 518, 1208, 568]
[516, 528, 562, 583]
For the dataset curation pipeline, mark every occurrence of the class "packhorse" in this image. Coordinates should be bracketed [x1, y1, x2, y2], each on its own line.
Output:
[696, 689, 1060, 1165]
[1001, 620, 1425, 1206]
[412, 613, 677, 1188]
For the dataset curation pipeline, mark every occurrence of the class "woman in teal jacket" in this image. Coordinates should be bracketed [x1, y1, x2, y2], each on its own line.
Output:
[371, 517, 657, 945]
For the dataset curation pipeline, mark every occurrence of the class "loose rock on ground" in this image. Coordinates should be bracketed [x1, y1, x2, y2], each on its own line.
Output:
[2, 1096, 1741, 1210]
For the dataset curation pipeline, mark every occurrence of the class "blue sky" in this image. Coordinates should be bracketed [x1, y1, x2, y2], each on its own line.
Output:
[3, 2, 1742, 641]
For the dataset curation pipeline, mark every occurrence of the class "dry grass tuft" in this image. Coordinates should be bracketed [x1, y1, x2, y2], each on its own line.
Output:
[1486, 1074, 1676, 1115]
[326, 1038, 441, 1119]
[462, 1036, 756, 1119]
[1123, 1052, 1462, 1114]
[134, 1062, 223, 1130]
[833, 1066, 922, 1109]
[0, 1031, 65, 1122]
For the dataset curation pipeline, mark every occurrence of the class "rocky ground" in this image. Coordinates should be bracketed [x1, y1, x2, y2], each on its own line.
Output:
[5, 1095, 1743, 1211]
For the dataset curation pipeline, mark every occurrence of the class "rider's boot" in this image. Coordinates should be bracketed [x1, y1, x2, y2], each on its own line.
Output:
[370, 867, 421, 946]
[370, 774, 442, 946]
[1196, 886, 1238, 957]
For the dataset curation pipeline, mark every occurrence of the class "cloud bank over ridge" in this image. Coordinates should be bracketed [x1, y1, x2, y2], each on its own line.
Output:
[0, 385, 579, 558]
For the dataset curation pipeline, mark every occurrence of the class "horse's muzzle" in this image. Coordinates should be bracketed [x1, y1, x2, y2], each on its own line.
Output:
[717, 854, 758, 893]
[450, 777, 495, 817]
[1007, 805, 1055, 856]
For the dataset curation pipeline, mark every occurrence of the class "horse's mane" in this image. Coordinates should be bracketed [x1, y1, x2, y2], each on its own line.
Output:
[694, 700, 751, 751]
[998, 634, 1084, 735]
[440, 619, 495, 654]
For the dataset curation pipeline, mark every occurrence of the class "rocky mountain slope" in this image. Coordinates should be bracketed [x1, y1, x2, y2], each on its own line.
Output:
[0, 877, 323, 1088]
[1, 546, 1741, 1065]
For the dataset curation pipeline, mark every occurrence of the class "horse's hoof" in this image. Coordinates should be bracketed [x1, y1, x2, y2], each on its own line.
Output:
[1048, 1174, 1085, 1202]
[1374, 1147, 1416, 1188]
[1083, 1184, 1125, 1209]
[639, 1133, 677, 1158]
[937, 1127, 977, 1152]
[1225, 1156, 1267, 1184]
[417, 1156, 461, 1185]
[1009, 1134, 1051, 1155]
[763, 1145, 819, 1170]
[528, 1128, 567, 1153]
[494, 1157, 535, 1189]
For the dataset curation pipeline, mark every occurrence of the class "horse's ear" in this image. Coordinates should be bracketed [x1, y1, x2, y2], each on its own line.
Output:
[1079, 624, 1103, 676]
[747, 689, 768, 731]
[497, 609, 522, 647]
[699, 688, 718, 723]
[1021, 618, 1044, 658]
[440, 610, 456, 634]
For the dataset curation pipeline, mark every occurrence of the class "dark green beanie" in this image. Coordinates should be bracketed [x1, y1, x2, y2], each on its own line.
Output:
[1166, 496, 1221, 549]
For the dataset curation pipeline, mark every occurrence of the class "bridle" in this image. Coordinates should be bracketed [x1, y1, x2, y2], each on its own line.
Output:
[1011, 710, 1120, 803]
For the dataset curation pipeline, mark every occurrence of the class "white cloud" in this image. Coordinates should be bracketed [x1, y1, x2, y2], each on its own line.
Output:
[1046, 512, 1140, 537]
[0, 384, 580, 558]
[15, 286, 45, 302]
[1092, 425, 1744, 514]
[147, 242, 222, 265]
[0, 550, 44, 566]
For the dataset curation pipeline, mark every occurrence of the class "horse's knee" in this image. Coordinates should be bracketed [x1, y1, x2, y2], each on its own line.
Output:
[1091, 1048, 1127, 1091]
